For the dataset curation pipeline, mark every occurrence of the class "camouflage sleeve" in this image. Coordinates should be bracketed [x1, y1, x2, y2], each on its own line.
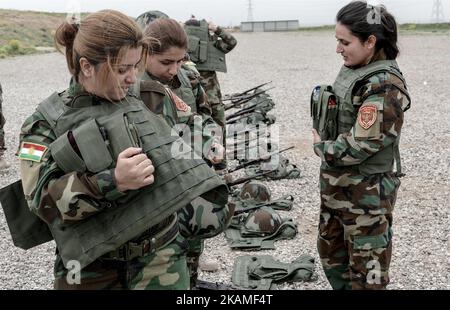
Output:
[313, 73, 408, 167]
[195, 83, 213, 117]
[213, 27, 237, 53]
[178, 190, 232, 239]
[19, 112, 125, 224]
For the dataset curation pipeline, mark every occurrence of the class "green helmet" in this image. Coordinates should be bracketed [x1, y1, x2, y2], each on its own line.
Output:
[242, 207, 282, 236]
[135, 10, 169, 29]
[239, 181, 271, 204]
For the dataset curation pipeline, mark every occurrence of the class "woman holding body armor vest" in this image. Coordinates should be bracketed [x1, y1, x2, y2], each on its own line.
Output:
[311, 1, 410, 289]
[18, 10, 227, 289]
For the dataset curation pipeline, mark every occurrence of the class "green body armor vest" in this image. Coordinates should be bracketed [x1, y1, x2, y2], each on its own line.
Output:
[185, 20, 227, 73]
[311, 60, 411, 176]
[6, 91, 226, 269]
[173, 68, 197, 112]
[232, 254, 315, 290]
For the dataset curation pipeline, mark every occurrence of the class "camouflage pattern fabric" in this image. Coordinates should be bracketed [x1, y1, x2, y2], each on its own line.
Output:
[54, 235, 189, 290]
[313, 70, 409, 290]
[0, 83, 5, 155]
[197, 27, 236, 170]
[140, 72, 232, 288]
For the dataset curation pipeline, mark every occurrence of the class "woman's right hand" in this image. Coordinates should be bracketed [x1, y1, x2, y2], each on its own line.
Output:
[114, 147, 155, 192]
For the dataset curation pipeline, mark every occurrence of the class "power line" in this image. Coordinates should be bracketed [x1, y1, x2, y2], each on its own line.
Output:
[431, 0, 445, 23]
[247, 0, 254, 22]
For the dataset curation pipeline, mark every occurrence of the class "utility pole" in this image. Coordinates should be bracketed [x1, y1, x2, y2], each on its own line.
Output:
[431, 0, 445, 23]
[247, 0, 254, 22]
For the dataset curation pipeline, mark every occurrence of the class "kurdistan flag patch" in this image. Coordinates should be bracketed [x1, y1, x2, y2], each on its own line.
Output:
[18, 142, 48, 162]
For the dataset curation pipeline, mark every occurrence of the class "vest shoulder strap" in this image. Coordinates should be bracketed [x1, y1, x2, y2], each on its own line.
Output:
[36, 92, 68, 129]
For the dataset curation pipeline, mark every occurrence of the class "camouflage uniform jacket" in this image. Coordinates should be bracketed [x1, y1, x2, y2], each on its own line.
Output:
[140, 71, 220, 156]
[19, 84, 125, 223]
[313, 57, 410, 211]
[169, 63, 213, 117]
[198, 26, 238, 100]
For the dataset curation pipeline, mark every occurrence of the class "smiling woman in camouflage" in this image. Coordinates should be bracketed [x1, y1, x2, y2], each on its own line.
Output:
[311, 1, 411, 289]
[13, 10, 227, 290]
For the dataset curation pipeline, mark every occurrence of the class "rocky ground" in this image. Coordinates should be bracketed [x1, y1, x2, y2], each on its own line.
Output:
[0, 31, 449, 289]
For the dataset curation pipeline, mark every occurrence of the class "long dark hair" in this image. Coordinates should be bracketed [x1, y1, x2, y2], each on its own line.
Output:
[336, 1, 399, 59]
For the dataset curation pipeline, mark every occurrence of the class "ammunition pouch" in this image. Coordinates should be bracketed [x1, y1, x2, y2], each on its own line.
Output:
[0, 180, 53, 249]
[310, 84, 338, 141]
[50, 112, 141, 174]
[232, 254, 315, 290]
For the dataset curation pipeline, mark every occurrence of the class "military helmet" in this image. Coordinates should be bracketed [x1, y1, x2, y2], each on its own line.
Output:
[239, 181, 271, 203]
[135, 10, 169, 29]
[242, 207, 282, 236]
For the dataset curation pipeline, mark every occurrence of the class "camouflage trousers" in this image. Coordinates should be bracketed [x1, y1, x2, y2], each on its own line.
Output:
[178, 196, 234, 288]
[199, 70, 226, 170]
[186, 238, 204, 288]
[54, 235, 190, 290]
[317, 170, 400, 290]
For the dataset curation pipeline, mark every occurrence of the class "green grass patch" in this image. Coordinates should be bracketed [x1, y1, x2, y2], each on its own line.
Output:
[0, 39, 37, 58]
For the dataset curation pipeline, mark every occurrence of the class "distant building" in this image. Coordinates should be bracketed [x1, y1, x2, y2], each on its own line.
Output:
[240, 20, 299, 32]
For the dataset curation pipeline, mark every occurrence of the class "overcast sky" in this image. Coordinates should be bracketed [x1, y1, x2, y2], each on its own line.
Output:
[1, 0, 449, 26]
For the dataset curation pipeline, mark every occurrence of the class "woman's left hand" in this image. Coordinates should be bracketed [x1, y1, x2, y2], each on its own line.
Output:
[312, 129, 322, 144]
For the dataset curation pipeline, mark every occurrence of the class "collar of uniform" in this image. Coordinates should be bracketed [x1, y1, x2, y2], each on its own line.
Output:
[68, 79, 86, 97]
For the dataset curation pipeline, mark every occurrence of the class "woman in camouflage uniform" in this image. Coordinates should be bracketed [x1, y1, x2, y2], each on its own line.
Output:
[18, 10, 227, 290]
[312, 1, 410, 289]
[141, 17, 232, 288]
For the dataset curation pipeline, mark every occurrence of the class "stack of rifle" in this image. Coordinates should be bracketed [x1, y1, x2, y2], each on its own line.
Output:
[224, 81, 276, 125]
[223, 82, 301, 184]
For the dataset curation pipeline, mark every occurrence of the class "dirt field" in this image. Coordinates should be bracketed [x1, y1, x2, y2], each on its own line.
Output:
[0, 31, 449, 289]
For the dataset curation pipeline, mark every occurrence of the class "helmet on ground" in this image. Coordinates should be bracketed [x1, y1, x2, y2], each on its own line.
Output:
[242, 207, 282, 236]
[239, 181, 271, 203]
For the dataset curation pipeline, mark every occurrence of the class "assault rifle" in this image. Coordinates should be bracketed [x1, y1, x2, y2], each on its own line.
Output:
[223, 81, 272, 101]
[224, 170, 275, 187]
[194, 279, 240, 290]
[227, 146, 295, 173]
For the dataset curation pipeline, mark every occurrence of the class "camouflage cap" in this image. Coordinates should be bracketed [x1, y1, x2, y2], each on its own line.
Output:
[243, 207, 282, 236]
[239, 181, 271, 204]
[135, 10, 169, 29]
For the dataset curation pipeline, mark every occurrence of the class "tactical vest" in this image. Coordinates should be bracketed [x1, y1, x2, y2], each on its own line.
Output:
[185, 20, 227, 73]
[33, 91, 227, 269]
[173, 68, 197, 112]
[312, 60, 410, 176]
[232, 254, 315, 290]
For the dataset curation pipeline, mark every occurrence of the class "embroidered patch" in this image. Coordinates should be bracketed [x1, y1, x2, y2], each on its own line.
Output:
[358, 105, 378, 130]
[172, 92, 190, 112]
[18, 142, 48, 162]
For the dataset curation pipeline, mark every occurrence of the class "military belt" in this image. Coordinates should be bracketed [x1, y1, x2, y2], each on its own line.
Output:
[100, 214, 178, 261]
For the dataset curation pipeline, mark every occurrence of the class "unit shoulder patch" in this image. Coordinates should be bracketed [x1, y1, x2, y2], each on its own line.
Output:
[172, 92, 190, 112]
[18, 142, 48, 162]
[357, 104, 377, 130]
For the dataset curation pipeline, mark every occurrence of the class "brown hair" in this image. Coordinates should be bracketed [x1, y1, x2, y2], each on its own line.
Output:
[144, 18, 188, 54]
[55, 10, 148, 87]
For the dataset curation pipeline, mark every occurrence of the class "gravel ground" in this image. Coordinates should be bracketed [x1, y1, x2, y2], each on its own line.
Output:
[0, 31, 449, 290]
